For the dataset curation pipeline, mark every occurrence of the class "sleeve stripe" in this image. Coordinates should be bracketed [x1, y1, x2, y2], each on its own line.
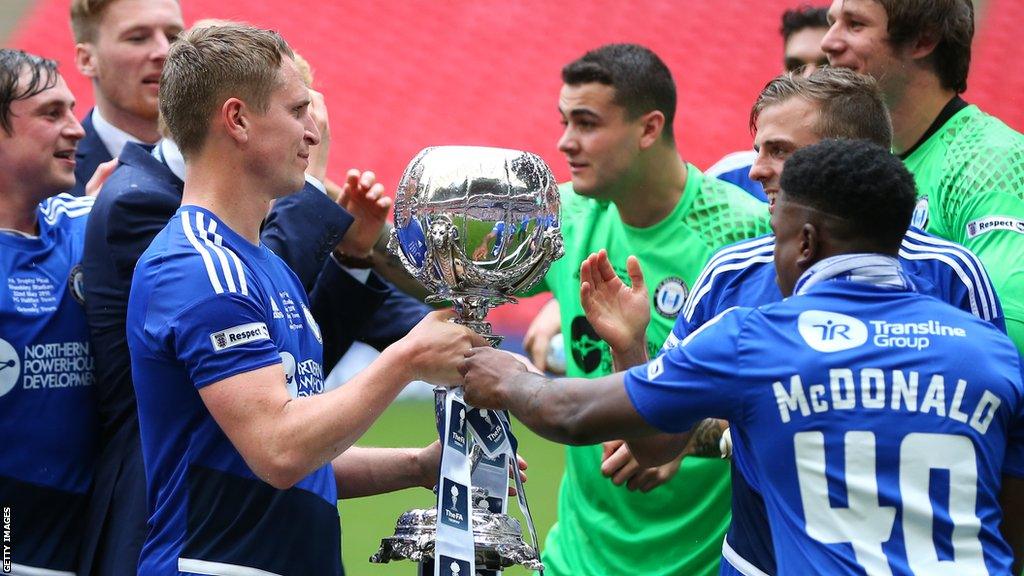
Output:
[180, 211, 226, 294]
[40, 194, 95, 224]
[688, 235, 774, 299]
[195, 212, 239, 294]
[208, 218, 250, 296]
[679, 306, 739, 348]
[900, 230, 999, 321]
[683, 237, 775, 321]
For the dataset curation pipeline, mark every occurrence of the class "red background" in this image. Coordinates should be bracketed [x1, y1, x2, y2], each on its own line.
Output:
[10, 0, 1023, 334]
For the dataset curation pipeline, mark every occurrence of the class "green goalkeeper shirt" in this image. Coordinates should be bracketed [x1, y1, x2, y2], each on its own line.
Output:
[904, 103, 1024, 354]
[534, 163, 770, 576]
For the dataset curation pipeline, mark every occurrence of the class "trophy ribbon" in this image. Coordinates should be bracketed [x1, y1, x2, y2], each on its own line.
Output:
[434, 387, 476, 576]
[433, 386, 542, 576]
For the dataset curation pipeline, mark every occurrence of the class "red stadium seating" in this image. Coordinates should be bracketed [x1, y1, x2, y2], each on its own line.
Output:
[11, 0, 1021, 333]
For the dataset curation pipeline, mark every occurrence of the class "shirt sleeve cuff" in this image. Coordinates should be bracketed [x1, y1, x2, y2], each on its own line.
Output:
[330, 253, 372, 284]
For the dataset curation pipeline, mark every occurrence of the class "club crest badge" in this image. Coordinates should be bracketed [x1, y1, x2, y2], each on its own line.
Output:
[654, 277, 687, 318]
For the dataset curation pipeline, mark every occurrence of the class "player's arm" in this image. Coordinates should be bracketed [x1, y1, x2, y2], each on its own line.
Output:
[523, 296, 560, 372]
[459, 347, 658, 445]
[942, 153, 1024, 354]
[331, 444, 439, 498]
[200, 310, 487, 490]
[628, 418, 731, 467]
[1001, 475, 1024, 575]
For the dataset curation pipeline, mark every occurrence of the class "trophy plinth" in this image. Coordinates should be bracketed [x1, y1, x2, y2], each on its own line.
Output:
[370, 487, 543, 571]
[373, 146, 561, 573]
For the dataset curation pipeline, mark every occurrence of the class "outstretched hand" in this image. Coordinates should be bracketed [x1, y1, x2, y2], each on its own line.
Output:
[335, 169, 391, 258]
[580, 250, 650, 355]
[85, 157, 119, 197]
[458, 347, 528, 409]
[400, 310, 490, 386]
[600, 439, 681, 493]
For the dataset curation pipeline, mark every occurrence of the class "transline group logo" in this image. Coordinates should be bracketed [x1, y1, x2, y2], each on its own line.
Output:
[797, 310, 868, 352]
[0, 338, 19, 397]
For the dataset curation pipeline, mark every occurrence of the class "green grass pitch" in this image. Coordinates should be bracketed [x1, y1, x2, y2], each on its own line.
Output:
[338, 399, 565, 575]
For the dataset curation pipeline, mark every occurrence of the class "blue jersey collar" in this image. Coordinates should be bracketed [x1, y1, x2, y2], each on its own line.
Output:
[794, 253, 915, 296]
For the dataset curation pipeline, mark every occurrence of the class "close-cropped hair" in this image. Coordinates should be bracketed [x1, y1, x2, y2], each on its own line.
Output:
[70, 0, 181, 43]
[0, 49, 60, 135]
[875, 0, 973, 93]
[70, 0, 113, 43]
[781, 139, 916, 249]
[159, 24, 293, 157]
[780, 5, 829, 41]
[562, 43, 677, 144]
[750, 66, 892, 149]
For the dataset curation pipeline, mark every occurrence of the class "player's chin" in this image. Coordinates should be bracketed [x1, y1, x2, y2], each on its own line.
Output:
[51, 171, 76, 192]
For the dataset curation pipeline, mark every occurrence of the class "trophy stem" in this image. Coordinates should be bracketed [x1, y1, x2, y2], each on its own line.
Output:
[451, 296, 505, 346]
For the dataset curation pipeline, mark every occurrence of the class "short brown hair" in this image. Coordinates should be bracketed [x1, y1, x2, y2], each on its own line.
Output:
[876, 0, 973, 93]
[70, 0, 115, 43]
[750, 66, 892, 149]
[159, 24, 293, 157]
[71, 0, 182, 43]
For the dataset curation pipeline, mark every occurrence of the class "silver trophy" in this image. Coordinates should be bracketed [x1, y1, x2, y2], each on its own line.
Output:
[385, 145, 563, 345]
[371, 146, 563, 572]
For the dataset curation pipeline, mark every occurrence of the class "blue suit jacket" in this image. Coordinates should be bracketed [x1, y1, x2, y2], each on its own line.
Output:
[78, 142, 389, 575]
[70, 110, 111, 197]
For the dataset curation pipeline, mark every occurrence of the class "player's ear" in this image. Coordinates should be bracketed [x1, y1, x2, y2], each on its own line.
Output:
[908, 29, 940, 61]
[221, 98, 249, 144]
[797, 222, 819, 270]
[75, 43, 98, 78]
[638, 110, 665, 150]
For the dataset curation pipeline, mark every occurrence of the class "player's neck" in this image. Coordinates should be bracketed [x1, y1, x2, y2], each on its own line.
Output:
[887, 74, 957, 155]
[180, 157, 272, 245]
[612, 147, 687, 228]
[93, 96, 162, 144]
[0, 189, 44, 235]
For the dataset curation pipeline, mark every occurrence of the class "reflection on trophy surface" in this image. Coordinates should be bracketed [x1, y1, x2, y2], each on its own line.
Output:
[388, 145, 564, 344]
[372, 146, 561, 572]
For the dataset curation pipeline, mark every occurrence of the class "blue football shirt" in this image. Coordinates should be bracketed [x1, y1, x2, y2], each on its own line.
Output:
[128, 206, 341, 576]
[628, 280, 1024, 575]
[668, 229, 1006, 575]
[0, 194, 97, 573]
[706, 150, 767, 203]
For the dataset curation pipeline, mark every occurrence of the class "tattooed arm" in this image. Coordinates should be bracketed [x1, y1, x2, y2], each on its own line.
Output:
[684, 418, 730, 458]
[626, 418, 730, 467]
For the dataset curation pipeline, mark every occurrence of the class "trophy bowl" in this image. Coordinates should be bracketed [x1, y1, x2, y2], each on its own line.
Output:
[388, 145, 563, 344]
